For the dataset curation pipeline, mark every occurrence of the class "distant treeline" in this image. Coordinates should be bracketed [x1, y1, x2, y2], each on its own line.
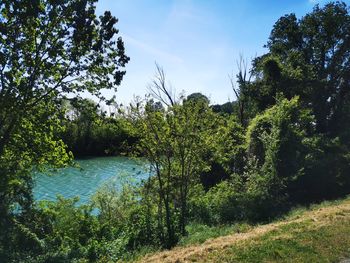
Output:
[59, 95, 239, 157]
[59, 98, 139, 157]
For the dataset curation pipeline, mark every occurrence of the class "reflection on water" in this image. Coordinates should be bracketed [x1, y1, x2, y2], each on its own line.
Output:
[33, 157, 149, 205]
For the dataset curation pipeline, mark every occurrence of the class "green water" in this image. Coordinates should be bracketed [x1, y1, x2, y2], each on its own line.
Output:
[33, 157, 149, 205]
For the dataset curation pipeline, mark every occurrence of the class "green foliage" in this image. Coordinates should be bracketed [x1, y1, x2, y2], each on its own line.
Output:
[92, 181, 160, 254]
[61, 98, 138, 156]
[250, 1, 350, 134]
[293, 136, 350, 202]
[211, 101, 237, 115]
[1, 192, 157, 263]
[224, 1, 350, 219]
[185, 92, 210, 106]
[199, 114, 245, 189]
[189, 181, 244, 224]
[0, 0, 129, 260]
[2, 1, 350, 262]
[131, 97, 219, 247]
[190, 97, 329, 224]
[0, 197, 96, 262]
[244, 97, 315, 216]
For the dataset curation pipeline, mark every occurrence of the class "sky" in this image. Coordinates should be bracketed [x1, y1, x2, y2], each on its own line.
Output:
[95, 0, 348, 105]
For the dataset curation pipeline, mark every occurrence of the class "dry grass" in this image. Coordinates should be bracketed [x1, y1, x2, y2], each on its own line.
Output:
[138, 198, 350, 263]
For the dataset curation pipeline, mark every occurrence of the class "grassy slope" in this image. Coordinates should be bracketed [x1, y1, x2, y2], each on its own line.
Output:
[138, 197, 350, 262]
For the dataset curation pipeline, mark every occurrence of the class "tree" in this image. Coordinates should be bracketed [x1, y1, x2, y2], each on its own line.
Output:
[130, 66, 218, 247]
[200, 114, 245, 189]
[245, 97, 315, 216]
[230, 55, 253, 126]
[185, 92, 210, 106]
[250, 2, 350, 135]
[0, 0, 129, 259]
[243, 2, 350, 207]
[61, 98, 100, 155]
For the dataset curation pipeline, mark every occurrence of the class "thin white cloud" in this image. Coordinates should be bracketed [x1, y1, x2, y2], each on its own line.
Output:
[308, 0, 327, 4]
[122, 34, 184, 64]
[167, 6, 207, 25]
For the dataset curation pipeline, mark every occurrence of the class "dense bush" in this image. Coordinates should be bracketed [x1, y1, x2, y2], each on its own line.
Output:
[244, 97, 315, 216]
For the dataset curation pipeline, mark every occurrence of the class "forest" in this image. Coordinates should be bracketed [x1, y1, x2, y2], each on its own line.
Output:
[0, 0, 350, 262]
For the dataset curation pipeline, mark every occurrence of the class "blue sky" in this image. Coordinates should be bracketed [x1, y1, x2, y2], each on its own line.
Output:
[96, 0, 348, 105]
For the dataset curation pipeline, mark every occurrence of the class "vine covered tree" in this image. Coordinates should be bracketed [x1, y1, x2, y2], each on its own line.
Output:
[237, 1, 350, 208]
[246, 2, 350, 135]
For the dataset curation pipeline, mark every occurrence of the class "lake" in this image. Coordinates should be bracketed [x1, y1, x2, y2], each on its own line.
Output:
[33, 156, 150, 205]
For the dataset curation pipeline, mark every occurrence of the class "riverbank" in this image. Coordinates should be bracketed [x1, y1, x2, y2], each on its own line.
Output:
[138, 196, 350, 262]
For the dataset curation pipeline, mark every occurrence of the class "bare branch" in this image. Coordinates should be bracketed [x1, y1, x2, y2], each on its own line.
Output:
[229, 54, 253, 126]
[148, 63, 176, 106]
[229, 73, 240, 101]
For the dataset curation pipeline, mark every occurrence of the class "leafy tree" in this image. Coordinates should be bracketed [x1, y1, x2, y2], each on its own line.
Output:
[129, 67, 220, 247]
[64, 98, 100, 154]
[250, 1, 350, 135]
[200, 115, 245, 189]
[211, 101, 236, 115]
[61, 97, 138, 156]
[245, 97, 315, 217]
[185, 92, 210, 106]
[132, 101, 214, 246]
[233, 3, 350, 213]
[0, 0, 129, 260]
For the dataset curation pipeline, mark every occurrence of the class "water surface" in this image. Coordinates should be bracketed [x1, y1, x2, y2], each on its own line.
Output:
[33, 157, 149, 205]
